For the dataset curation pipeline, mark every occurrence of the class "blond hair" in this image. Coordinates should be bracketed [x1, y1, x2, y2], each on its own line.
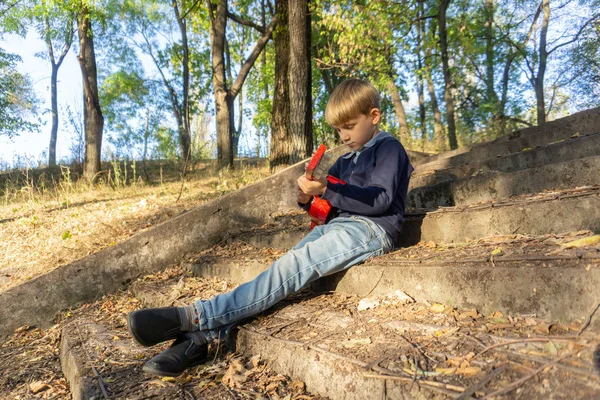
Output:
[325, 79, 381, 126]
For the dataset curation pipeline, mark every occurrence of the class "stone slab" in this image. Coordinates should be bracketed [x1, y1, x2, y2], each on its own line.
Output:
[189, 189, 600, 253]
[411, 131, 600, 189]
[189, 256, 600, 323]
[402, 189, 600, 246]
[408, 155, 600, 208]
[413, 106, 600, 170]
[235, 327, 442, 400]
[314, 258, 600, 322]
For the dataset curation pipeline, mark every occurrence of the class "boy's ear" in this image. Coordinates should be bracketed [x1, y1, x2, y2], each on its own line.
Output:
[370, 108, 381, 125]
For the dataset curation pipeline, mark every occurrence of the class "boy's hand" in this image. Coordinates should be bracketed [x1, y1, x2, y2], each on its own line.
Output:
[297, 175, 327, 196]
[297, 187, 312, 204]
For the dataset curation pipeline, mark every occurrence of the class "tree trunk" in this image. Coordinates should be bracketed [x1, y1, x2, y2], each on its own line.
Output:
[173, 1, 192, 160]
[269, 0, 290, 171]
[438, 0, 458, 150]
[386, 79, 410, 144]
[286, 0, 312, 162]
[208, 0, 231, 168]
[424, 19, 445, 152]
[44, 1, 73, 167]
[484, 0, 498, 111]
[77, 5, 104, 181]
[416, 0, 427, 144]
[49, 64, 59, 166]
[208, 0, 277, 169]
[535, 0, 550, 126]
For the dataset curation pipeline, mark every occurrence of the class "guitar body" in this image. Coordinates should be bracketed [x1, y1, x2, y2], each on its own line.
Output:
[304, 144, 347, 229]
[308, 176, 346, 229]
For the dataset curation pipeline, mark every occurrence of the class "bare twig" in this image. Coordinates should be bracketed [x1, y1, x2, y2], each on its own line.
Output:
[363, 372, 466, 394]
[456, 363, 508, 400]
[92, 366, 110, 399]
[481, 352, 573, 399]
[473, 337, 581, 360]
[363, 270, 385, 297]
[577, 303, 600, 336]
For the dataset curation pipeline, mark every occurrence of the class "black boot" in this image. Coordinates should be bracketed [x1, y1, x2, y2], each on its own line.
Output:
[128, 307, 184, 347]
[142, 337, 209, 377]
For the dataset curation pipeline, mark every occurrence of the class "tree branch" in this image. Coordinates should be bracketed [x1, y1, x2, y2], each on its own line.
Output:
[227, 11, 266, 33]
[548, 13, 600, 55]
[230, 14, 278, 98]
[181, 0, 202, 20]
[0, 0, 22, 17]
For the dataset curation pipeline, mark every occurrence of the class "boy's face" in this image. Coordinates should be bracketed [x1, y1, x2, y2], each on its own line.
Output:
[332, 108, 381, 151]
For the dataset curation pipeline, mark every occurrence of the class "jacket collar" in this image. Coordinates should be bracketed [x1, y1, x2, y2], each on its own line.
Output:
[342, 130, 392, 159]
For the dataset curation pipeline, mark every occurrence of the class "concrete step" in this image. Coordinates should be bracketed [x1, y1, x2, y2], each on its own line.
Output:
[401, 187, 600, 246]
[187, 231, 600, 323]
[411, 131, 600, 190]
[412, 107, 600, 170]
[58, 270, 326, 400]
[130, 270, 600, 400]
[224, 187, 600, 249]
[408, 155, 600, 208]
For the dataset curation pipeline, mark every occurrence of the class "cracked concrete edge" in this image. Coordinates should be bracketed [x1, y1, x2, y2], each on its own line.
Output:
[0, 148, 342, 338]
[413, 106, 600, 170]
[408, 155, 600, 208]
[60, 326, 100, 400]
[234, 327, 444, 400]
[189, 255, 599, 323]
[412, 194, 600, 245]
[317, 260, 600, 323]
[205, 192, 600, 249]
[412, 131, 600, 183]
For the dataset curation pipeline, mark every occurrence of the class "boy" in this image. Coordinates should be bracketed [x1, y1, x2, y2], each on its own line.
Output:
[127, 79, 414, 376]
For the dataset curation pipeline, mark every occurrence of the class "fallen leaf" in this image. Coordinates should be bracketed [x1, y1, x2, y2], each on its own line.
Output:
[29, 381, 49, 394]
[386, 290, 415, 304]
[534, 322, 551, 335]
[457, 366, 482, 377]
[545, 341, 558, 356]
[490, 248, 504, 256]
[430, 304, 446, 313]
[357, 297, 380, 311]
[291, 380, 305, 393]
[563, 235, 600, 249]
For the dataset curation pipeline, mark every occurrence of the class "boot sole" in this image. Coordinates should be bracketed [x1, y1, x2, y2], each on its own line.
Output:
[141, 357, 209, 377]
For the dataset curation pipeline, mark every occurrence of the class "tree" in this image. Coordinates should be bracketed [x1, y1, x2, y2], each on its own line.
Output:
[76, 0, 104, 180]
[38, 0, 74, 167]
[206, 0, 277, 169]
[269, 0, 312, 171]
[438, 0, 458, 149]
[0, 48, 40, 137]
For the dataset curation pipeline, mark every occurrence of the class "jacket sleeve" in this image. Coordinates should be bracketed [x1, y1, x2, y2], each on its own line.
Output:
[321, 140, 404, 215]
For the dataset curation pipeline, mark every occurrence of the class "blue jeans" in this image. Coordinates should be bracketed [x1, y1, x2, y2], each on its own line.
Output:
[187, 216, 393, 343]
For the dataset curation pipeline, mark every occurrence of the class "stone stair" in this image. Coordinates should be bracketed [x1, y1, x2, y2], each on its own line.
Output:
[55, 109, 600, 399]
[2, 109, 600, 399]
[57, 241, 600, 399]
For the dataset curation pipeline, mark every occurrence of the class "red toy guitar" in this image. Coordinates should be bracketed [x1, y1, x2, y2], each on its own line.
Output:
[304, 144, 346, 229]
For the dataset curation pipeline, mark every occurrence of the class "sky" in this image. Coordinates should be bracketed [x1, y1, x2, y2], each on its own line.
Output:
[0, 30, 83, 169]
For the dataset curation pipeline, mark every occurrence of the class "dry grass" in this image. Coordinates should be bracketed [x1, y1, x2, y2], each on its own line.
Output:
[0, 159, 272, 292]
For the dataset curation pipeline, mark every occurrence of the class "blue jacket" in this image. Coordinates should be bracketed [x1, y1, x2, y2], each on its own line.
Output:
[321, 131, 413, 243]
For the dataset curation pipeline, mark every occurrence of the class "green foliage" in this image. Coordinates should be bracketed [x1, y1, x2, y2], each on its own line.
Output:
[0, 48, 41, 137]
